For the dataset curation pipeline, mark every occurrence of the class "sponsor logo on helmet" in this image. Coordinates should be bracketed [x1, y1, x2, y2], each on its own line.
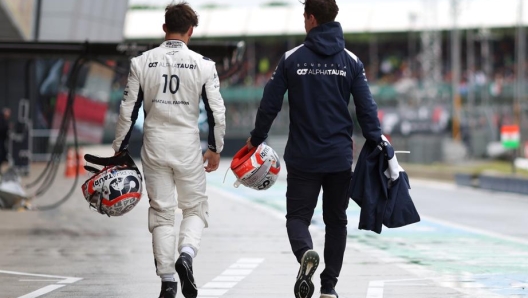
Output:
[257, 179, 271, 190]
[259, 146, 270, 158]
[93, 169, 136, 187]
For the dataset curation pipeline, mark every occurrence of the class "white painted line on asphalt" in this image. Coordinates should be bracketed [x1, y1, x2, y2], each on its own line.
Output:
[237, 258, 265, 263]
[18, 285, 66, 298]
[229, 263, 259, 269]
[58, 277, 83, 284]
[422, 215, 528, 246]
[198, 258, 264, 297]
[19, 280, 62, 282]
[212, 276, 246, 282]
[349, 229, 504, 298]
[366, 278, 435, 298]
[0, 270, 72, 279]
[0, 269, 82, 298]
[221, 269, 252, 276]
[511, 282, 528, 289]
[203, 282, 237, 288]
[366, 281, 384, 298]
[389, 284, 430, 286]
[199, 289, 229, 296]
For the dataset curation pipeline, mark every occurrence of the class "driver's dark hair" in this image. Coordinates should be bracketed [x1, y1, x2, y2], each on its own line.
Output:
[302, 0, 339, 24]
[165, 2, 198, 34]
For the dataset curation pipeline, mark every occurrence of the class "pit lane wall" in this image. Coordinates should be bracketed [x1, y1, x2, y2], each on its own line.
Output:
[455, 171, 528, 196]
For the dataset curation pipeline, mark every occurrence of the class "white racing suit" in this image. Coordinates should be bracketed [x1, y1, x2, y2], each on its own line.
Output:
[112, 40, 226, 276]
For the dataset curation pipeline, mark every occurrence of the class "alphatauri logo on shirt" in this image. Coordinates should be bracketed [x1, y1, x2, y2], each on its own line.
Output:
[295, 63, 347, 77]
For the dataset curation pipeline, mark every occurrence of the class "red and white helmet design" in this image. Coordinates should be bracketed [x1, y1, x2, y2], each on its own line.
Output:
[81, 164, 142, 216]
[230, 143, 281, 191]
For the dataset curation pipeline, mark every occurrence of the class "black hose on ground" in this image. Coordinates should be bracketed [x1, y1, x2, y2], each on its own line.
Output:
[29, 55, 87, 211]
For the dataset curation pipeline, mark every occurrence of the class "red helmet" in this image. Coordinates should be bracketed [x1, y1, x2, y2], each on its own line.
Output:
[81, 151, 142, 216]
[230, 143, 280, 190]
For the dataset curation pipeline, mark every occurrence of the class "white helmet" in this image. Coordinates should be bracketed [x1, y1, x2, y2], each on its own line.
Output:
[230, 143, 281, 190]
[81, 151, 143, 216]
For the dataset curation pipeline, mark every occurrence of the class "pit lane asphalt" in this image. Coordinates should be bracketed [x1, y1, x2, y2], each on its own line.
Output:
[1, 145, 527, 298]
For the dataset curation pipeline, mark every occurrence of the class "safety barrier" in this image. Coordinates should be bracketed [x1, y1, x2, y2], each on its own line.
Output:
[454, 172, 528, 196]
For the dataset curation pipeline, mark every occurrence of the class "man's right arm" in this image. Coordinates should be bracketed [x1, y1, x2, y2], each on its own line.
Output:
[250, 55, 288, 147]
[112, 59, 144, 153]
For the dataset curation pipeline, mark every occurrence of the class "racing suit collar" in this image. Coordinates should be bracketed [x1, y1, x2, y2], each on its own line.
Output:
[161, 40, 188, 50]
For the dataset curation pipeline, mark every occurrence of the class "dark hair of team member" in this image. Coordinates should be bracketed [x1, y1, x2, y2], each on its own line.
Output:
[165, 2, 198, 34]
[302, 0, 339, 25]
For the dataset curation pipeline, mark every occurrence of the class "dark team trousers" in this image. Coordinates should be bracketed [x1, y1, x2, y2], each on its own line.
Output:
[285, 164, 352, 289]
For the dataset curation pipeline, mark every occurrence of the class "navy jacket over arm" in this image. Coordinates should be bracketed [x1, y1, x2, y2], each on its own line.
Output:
[349, 141, 421, 234]
[251, 22, 381, 173]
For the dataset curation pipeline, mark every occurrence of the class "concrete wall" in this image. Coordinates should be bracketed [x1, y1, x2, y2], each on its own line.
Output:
[38, 0, 128, 42]
[0, 0, 35, 40]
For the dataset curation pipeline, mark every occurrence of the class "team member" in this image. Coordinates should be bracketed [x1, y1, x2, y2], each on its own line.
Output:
[112, 3, 226, 298]
[247, 0, 382, 297]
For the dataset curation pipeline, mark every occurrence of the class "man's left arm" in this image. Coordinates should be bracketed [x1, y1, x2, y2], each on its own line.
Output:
[202, 64, 226, 154]
[350, 59, 382, 144]
[250, 55, 288, 147]
[201, 63, 226, 172]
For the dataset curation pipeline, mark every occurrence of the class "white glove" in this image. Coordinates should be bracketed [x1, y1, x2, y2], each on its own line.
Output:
[381, 135, 404, 181]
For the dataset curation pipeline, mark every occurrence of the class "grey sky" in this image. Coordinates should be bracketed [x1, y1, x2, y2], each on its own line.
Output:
[128, 0, 416, 8]
[129, 0, 297, 7]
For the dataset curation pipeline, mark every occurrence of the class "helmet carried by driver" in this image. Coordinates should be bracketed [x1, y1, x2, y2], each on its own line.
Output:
[81, 151, 143, 216]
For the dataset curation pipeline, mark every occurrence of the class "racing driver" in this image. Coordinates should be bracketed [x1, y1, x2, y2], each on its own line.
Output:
[112, 2, 226, 298]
